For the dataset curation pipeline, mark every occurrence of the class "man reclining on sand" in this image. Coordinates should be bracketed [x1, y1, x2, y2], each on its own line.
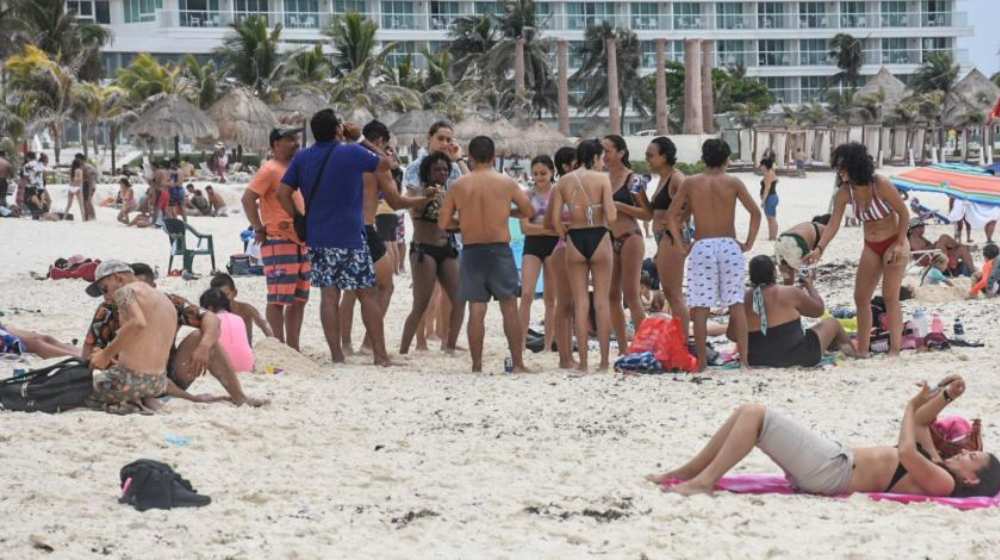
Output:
[648, 375, 1000, 499]
[83, 262, 268, 407]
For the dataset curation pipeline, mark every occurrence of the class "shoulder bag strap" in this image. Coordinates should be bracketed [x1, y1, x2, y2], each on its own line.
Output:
[302, 144, 337, 216]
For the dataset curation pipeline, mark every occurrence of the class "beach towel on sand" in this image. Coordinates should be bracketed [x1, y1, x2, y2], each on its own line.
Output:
[659, 475, 1000, 511]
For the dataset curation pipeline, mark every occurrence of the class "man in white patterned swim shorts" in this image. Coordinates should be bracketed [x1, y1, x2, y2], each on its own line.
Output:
[666, 139, 761, 371]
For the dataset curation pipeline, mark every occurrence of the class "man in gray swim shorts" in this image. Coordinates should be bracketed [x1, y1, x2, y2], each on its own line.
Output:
[439, 135, 534, 373]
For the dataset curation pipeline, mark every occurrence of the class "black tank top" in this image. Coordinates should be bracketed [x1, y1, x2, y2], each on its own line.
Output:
[760, 177, 778, 198]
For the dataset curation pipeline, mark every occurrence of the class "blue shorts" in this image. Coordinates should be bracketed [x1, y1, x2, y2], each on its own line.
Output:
[309, 246, 375, 291]
[763, 194, 779, 217]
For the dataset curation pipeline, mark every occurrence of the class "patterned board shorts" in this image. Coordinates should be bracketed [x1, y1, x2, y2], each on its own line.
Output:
[685, 237, 746, 309]
[261, 239, 311, 306]
[309, 245, 375, 291]
[86, 366, 168, 415]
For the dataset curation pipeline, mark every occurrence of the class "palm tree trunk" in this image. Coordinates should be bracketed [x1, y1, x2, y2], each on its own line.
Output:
[606, 37, 622, 136]
[82, 123, 90, 158]
[655, 38, 668, 135]
[683, 39, 704, 134]
[514, 37, 526, 97]
[174, 135, 180, 160]
[110, 126, 118, 175]
[52, 125, 62, 165]
[700, 40, 715, 134]
[557, 40, 570, 136]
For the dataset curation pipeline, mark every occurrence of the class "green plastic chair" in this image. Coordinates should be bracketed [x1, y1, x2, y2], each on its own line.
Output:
[164, 218, 216, 274]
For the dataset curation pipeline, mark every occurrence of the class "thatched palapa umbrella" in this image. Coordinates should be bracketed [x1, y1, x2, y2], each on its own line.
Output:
[454, 115, 525, 157]
[274, 89, 328, 123]
[127, 93, 219, 160]
[390, 110, 448, 148]
[856, 67, 909, 115]
[208, 88, 279, 153]
[518, 121, 571, 157]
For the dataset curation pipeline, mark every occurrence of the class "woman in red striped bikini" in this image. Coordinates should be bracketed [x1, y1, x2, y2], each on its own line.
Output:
[805, 142, 910, 357]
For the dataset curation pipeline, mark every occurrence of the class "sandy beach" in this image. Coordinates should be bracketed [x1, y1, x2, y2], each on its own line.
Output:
[3, 168, 1000, 559]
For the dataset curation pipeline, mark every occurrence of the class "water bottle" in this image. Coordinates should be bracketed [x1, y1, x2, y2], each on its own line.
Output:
[930, 312, 944, 334]
[953, 318, 965, 341]
[503, 357, 513, 374]
[913, 308, 928, 338]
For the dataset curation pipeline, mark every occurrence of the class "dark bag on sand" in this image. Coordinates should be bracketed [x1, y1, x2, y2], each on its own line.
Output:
[119, 459, 211, 512]
[0, 358, 93, 413]
[293, 145, 336, 243]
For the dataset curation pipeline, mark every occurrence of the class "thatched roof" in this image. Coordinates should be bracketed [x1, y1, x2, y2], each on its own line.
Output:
[452, 115, 528, 156]
[390, 110, 448, 147]
[126, 94, 218, 141]
[208, 88, 278, 151]
[942, 69, 1000, 128]
[517, 121, 571, 157]
[856, 67, 909, 113]
[273, 89, 328, 124]
[341, 107, 375, 126]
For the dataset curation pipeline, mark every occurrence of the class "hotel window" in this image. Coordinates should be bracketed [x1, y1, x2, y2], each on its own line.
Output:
[123, 0, 162, 23]
[758, 39, 789, 66]
[762, 76, 793, 103]
[673, 2, 702, 30]
[535, 2, 554, 29]
[922, 0, 951, 26]
[334, 0, 366, 13]
[68, 1, 111, 24]
[569, 41, 585, 68]
[235, 0, 269, 14]
[383, 41, 417, 67]
[631, 3, 660, 30]
[881, 1, 909, 27]
[921, 37, 948, 61]
[757, 2, 786, 29]
[475, 2, 505, 16]
[669, 40, 685, 63]
[716, 4, 746, 30]
[799, 39, 829, 66]
[566, 3, 617, 31]
[798, 2, 827, 29]
[882, 38, 911, 64]
[840, 1, 868, 28]
[284, 0, 320, 28]
[800, 76, 828, 103]
[716, 40, 746, 68]
[382, 1, 416, 29]
[179, 0, 221, 26]
[640, 41, 656, 68]
[430, 1, 460, 30]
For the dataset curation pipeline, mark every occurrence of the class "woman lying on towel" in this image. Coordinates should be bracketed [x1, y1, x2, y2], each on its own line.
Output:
[648, 375, 1000, 498]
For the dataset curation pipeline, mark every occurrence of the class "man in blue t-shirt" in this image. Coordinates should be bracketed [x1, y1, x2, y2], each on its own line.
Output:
[277, 109, 396, 366]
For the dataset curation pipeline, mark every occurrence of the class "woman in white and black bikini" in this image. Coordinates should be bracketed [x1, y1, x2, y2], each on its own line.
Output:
[647, 137, 690, 340]
[518, 155, 560, 354]
[602, 135, 652, 349]
[649, 375, 1000, 499]
[551, 140, 617, 372]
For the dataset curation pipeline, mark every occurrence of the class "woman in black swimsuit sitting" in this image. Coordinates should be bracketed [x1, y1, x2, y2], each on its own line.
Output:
[650, 374, 1000, 499]
[647, 137, 690, 340]
[602, 135, 652, 350]
[734, 255, 857, 367]
[551, 140, 617, 372]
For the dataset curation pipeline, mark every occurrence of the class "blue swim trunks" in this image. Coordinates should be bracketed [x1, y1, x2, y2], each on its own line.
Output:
[763, 194, 779, 218]
[309, 245, 375, 291]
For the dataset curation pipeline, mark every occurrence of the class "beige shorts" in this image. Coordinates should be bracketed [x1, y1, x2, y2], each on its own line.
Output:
[757, 409, 854, 495]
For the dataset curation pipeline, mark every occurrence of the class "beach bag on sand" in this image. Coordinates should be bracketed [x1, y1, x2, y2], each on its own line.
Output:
[932, 417, 983, 459]
[0, 358, 93, 413]
[119, 459, 211, 512]
[293, 145, 335, 243]
[49, 258, 100, 282]
[627, 316, 697, 372]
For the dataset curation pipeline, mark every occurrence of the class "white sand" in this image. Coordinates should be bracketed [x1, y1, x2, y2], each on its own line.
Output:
[2, 170, 1000, 558]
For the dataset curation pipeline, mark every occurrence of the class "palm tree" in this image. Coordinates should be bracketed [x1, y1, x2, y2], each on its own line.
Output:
[4, 45, 80, 164]
[483, 0, 557, 118]
[829, 33, 863, 88]
[326, 12, 389, 78]
[851, 89, 885, 124]
[447, 15, 501, 81]
[573, 23, 647, 132]
[992, 71, 1000, 89]
[825, 90, 855, 124]
[217, 15, 284, 100]
[6, 0, 111, 81]
[116, 53, 191, 105]
[73, 82, 133, 169]
[284, 44, 333, 85]
[182, 55, 222, 110]
[911, 52, 959, 95]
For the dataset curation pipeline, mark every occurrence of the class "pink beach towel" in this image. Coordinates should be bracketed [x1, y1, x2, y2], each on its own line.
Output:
[660, 474, 1000, 511]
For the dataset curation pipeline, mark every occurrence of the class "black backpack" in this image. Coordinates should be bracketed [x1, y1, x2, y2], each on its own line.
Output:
[0, 358, 93, 413]
[119, 459, 211, 512]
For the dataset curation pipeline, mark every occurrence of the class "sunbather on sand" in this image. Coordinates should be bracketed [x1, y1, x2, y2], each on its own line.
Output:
[648, 375, 1000, 499]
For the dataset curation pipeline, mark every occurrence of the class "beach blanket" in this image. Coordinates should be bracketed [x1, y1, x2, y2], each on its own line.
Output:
[659, 474, 1000, 511]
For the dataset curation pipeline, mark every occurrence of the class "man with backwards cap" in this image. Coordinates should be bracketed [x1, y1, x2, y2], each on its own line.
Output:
[83, 262, 268, 408]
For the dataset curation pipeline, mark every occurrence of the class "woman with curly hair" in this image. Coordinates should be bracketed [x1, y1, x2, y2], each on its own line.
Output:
[805, 142, 909, 357]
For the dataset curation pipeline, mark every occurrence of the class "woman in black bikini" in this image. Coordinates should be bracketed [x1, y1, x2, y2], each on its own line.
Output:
[551, 140, 617, 372]
[602, 135, 652, 350]
[760, 157, 779, 241]
[518, 155, 560, 353]
[399, 151, 463, 355]
[546, 147, 581, 368]
[806, 142, 910, 357]
[650, 375, 1000, 499]
[647, 137, 690, 340]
